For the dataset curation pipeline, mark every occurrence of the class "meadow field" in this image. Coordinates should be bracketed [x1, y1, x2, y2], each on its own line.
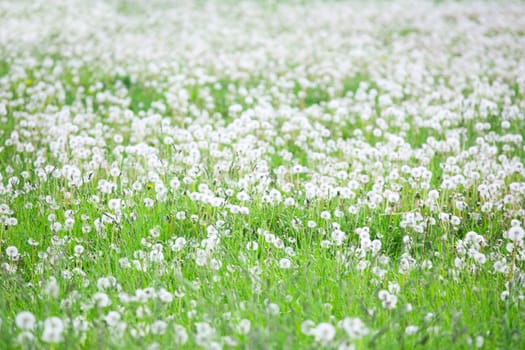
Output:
[1, 0, 525, 349]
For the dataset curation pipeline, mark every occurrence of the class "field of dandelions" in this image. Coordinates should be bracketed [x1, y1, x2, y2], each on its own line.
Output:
[1, 0, 525, 349]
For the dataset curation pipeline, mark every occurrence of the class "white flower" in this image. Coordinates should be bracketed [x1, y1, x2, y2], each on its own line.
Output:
[507, 226, 525, 242]
[301, 320, 316, 335]
[475, 336, 484, 348]
[246, 241, 258, 251]
[43, 277, 60, 299]
[378, 290, 397, 309]
[195, 322, 216, 346]
[279, 258, 292, 269]
[332, 229, 347, 245]
[494, 260, 507, 273]
[158, 288, 173, 303]
[16, 331, 35, 344]
[266, 303, 280, 315]
[405, 325, 419, 335]
[15, 311, 36, 331]
[6, 246, 19, 260]
[93, 292, 112, 307]
[340, 317, 369, 339]
[388, 282, 400, 295]
[73, 316, 89, 333]
[311, 322, 336, 343]
[108, 198, 122, 211]
[41, 317, 64, 343]
[173, 324, 188, 344]
[236, 319, 251, 335]
[151, 320, 167, 335]
[74, 245, 85, 256]
[104, 311, 121, 327]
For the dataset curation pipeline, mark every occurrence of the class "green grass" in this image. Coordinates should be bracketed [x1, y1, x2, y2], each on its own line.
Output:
[0, 146, 523, 348]
[0, 59, 9, 78]
[0, 2, 525, 350]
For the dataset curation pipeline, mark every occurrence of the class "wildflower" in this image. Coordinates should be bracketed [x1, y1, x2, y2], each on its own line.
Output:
[15, 311, 36, 331]
[507, 226, 525, 242]
[108, 198, 122, 211]
[74, 245, 85, 256]
[311, 322, 336, 343]
[17, 331, 35, 345]
[173, 324, 188, 344]
[279, 258, 292, 269]
[151, 320, 167, 335]
[104, 311, 121, 327]
[301, 320, 316, 335]
[340, 317, 369, 339]
[320, 211, 331, 220]
[93, 292, 112, 307]
[266, 302, 280, 315]
[405, 326, 418, 335]
[41, 317, 64, 343]
[378, 290, 397, 309]
[475, 336, 484, 348]
[6, 246, 19, 260]
[236, 319, 251, 334]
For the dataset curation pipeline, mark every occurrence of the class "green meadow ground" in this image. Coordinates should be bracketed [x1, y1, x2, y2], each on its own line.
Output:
[1, 1, 525, 349]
